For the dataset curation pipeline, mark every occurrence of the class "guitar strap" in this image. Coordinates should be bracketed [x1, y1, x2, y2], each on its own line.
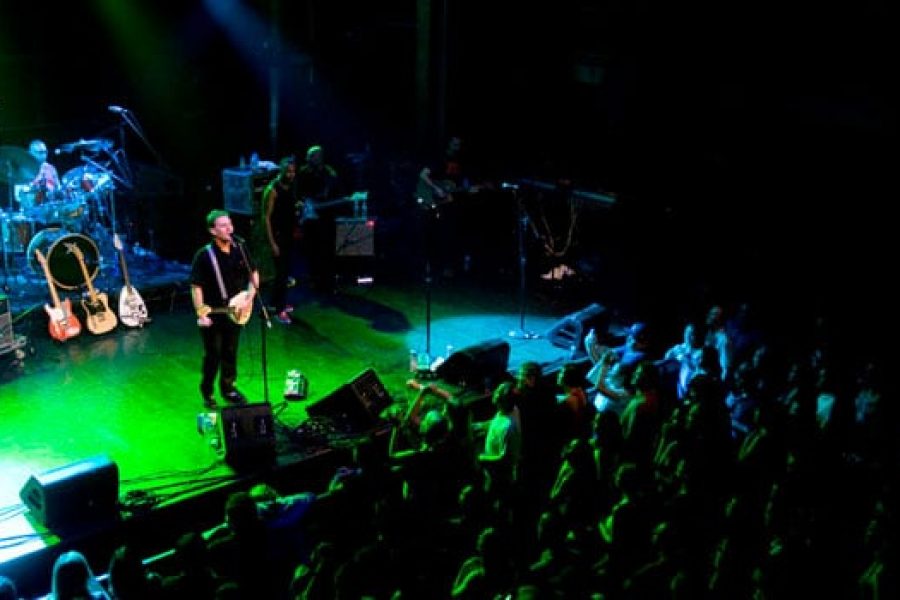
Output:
[206, 245, 229, 302]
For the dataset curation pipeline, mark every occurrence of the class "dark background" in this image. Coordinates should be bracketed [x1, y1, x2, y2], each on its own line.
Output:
[1, 0, 894, 326]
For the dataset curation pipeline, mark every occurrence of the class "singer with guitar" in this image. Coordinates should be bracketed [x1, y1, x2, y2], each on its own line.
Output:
[191, 210, 259, 409]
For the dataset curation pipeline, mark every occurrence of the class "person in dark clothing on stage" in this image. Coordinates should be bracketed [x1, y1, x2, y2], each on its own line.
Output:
[297, 145, 340, 295]
[263, 156, 299, 324]
[191, 210, 259, 408]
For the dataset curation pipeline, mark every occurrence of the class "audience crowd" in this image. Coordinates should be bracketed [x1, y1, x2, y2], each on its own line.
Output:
[3, 302, 895, 599]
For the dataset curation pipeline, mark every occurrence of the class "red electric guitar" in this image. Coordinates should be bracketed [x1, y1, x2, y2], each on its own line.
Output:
[34, 249, 81, 341]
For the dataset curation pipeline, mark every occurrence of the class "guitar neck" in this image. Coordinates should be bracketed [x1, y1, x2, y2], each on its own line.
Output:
[117, 248, 132, 291]
[39, 261, 63, 309]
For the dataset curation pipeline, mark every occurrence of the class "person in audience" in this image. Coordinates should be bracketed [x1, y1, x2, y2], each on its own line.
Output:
[0, 575, 18, 600]
[49, 550, 111, 600]
[106, 544, 162, 600]
[591, 322, 652, 413]
[663, 321, 705, 402]
[159, 531, 219, 599]
[556, 362, 592, 442]
[705, 305, 733, 382]
[205, 491, 274, 597]
[478, 381, 523, 500]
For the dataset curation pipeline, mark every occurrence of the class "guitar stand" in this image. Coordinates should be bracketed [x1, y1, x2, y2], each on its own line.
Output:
[507, 186, 541, 340]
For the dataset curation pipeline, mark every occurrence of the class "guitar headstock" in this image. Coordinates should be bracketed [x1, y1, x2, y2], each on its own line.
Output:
[64, 242, 85, 261]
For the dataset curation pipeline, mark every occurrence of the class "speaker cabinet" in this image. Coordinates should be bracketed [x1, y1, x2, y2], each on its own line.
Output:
[306, 368, 393, 432]
[335, 218, 375, 256]
[436, 340, 511, 389]
[544, 303, 609, 352]
[19, 455, 119, 532]
[219, 403, 276, 469]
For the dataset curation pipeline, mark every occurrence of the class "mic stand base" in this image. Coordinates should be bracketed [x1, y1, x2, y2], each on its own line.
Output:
[508, 329, 542, 340]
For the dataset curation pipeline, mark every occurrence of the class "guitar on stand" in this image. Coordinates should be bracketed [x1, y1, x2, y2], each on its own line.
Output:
[33, 249, 81, 342]
[66, 242, 118, 334]
[113, 234, 149, 327]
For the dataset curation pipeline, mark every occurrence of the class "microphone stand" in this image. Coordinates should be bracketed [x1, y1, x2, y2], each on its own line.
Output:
[507, 185, 540, 340]
[235, 239, 273, 403]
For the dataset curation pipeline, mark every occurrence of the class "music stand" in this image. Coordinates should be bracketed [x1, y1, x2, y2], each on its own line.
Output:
[506, 184, 540, 340]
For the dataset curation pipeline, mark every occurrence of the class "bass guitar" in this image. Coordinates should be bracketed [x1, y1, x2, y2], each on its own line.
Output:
[299, 191, 368, 222]
[207, 291, 253, 326]
[113, 234, 149, 327]
[34, 249, 81, 341]
[66, 242, 118, 334]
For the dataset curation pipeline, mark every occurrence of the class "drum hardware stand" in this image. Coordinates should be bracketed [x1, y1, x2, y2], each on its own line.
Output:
[506, 184, 541, 340]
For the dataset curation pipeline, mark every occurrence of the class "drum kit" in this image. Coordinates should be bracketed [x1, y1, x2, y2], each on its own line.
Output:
[1, 140, 114, 289]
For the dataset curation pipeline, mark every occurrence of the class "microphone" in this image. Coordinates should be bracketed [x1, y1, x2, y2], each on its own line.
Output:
[501, 182, 520, 190]
[231, 234, 245, 245]
[108, 105, 127, 114]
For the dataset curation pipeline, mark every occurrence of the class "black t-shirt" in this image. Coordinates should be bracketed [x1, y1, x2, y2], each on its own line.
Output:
[265, 181, 298, 240]
[190, 243, 254, 308]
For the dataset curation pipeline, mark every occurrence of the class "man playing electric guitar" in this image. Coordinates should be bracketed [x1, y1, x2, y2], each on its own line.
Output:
[297, 144, 341, 295]
[191, 210, 259, 409]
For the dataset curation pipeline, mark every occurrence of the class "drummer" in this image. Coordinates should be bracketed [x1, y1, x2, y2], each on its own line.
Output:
[27, 139, 61, 196]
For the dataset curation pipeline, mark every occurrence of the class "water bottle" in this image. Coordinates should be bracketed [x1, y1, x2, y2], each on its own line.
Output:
[409, 349, 419, 373]
[250, 152, 259, 170]
[239, 155, 247, 169]
[445, 344, 454, 359]
[196, 412, 220, 450]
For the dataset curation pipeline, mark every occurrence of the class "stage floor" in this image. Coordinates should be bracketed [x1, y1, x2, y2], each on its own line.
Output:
[1, 271, 586, 588]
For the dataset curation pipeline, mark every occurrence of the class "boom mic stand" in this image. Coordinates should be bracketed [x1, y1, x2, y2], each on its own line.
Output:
[506, 184, 540, 340]
[235, 238, 273, 403]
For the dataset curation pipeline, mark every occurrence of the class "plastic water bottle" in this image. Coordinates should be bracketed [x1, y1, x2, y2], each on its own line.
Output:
[250, 152, 259, 170]
[196, 412, 220, 450]
[409, 349, 419, 373]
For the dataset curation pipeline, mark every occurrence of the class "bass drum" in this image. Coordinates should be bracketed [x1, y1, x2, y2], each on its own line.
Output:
[27, 228, 99, 290]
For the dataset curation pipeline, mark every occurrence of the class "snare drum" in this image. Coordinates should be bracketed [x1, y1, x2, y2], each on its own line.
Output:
[1, 214, 36, 254]
[26, 228, 99, 289]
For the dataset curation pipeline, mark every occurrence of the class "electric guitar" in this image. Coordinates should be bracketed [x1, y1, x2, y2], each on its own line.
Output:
[415, 178, 488, 211]
[207, 291, 253, 326]
[113, 234, 149, 327]
[34, 249, 81, 341]
[299, 191, 368, 222]
[66, 242, 118, 334]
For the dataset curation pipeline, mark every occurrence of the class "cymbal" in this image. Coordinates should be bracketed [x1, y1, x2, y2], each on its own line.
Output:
[0, 145, 40, 184]
[56, 138, 113, 154]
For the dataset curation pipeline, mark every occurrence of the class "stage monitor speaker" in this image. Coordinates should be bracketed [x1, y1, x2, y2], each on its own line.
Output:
[544, 303, 609, 352]
[219, 403, 277, 469]
[436, 339, 511, 389]
[19, 455, 119, 532]
[306, 368, 393, 432]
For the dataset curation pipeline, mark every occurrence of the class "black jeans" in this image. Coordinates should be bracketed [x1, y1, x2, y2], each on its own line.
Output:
[199, 316, 242, 396]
